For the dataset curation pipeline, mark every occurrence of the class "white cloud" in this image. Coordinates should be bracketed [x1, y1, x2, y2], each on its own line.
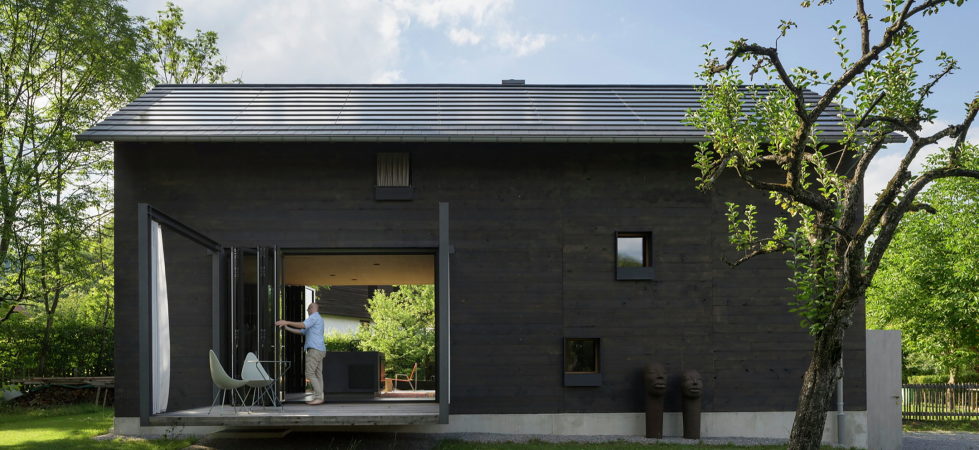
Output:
[495, 31, 555, 57]
[371, 70, 406, 84]
[126, 0, 553, 83]
[863, 120, 979, 207]
[448, 28, 482, 45]
[390, 0, 511, 27]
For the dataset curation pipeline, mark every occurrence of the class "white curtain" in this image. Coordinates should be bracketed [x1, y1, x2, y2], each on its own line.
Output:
[150, 221, 171, 414]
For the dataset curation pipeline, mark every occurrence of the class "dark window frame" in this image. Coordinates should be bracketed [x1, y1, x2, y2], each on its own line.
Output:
[563, 337, 602, 387]
[615, 231, 654, 280]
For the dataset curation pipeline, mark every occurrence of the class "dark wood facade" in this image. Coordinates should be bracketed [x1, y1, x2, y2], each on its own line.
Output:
[113, 141, 866, 418]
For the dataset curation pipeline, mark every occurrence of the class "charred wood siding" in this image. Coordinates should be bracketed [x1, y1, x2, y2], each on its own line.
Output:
[113, 142, 866, 417]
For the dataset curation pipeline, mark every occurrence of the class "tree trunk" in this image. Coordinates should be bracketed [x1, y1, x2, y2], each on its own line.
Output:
[788, 320, 845, 450]
[38, 313, 55, 375]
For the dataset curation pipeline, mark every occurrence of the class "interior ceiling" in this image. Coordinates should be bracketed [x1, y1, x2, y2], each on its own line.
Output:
[283, 254, 434, 286]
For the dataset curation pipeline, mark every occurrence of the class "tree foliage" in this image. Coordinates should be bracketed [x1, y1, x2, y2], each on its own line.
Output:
[0, 0, 233, 380]
[0, 0, 146, 327]
[685, 1, 976, 448]
[356, 285, 435, 379]
[868, 162, 979, 382]
[143, 1, 238, 84]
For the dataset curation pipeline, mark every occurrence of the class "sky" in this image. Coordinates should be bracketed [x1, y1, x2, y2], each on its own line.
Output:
[124, 0, 978, 205]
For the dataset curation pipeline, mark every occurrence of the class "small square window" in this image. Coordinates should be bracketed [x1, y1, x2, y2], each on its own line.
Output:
[564, 337, 602, 386]
[616, 232, 654, 280]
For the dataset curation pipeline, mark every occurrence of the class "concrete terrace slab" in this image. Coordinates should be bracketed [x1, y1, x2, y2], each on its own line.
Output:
[149, 402, 439, 426]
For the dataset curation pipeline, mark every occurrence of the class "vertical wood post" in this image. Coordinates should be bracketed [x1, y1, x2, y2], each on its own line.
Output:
[438, 202, 450, 424]
[137, 203, 151, 426]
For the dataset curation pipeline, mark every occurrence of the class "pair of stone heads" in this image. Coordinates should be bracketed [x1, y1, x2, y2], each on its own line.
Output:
[644, 364, 702, 398]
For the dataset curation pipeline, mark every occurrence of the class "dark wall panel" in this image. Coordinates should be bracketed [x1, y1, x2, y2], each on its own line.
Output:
[113, 141, 866, 418]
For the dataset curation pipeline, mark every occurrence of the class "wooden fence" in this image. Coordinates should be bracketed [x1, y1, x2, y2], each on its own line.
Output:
[902, 383, 979, 421]
[1, 365, 111, 386]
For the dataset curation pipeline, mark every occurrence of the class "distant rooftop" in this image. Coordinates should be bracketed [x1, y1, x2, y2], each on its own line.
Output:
[78, 84, 873, 144]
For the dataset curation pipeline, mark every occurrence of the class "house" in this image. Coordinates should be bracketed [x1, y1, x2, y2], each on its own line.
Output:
[79, 83, 880, 445]
[316, 285, 394, 334]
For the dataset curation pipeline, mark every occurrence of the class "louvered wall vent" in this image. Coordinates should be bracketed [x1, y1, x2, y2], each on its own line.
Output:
[375, 152, 413, 201]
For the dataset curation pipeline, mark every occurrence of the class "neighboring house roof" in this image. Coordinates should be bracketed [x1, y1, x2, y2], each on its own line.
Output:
[77, 84, 895, 144]
[316, 285, 392, 320]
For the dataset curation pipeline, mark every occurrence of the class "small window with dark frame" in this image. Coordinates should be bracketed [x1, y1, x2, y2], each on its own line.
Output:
[563, 337, 602, 386]
[616, 231, 654, 280]
[375, 152, 413, 200]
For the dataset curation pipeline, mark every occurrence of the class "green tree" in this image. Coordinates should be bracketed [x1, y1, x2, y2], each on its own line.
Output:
[868, 164, 979, 383]
[143, 1, 238, 84]
[686, 1, 976, 448]
[0, 0, 236, 378]
[357, 285, 435, 379]
[0, 0, 147, 327]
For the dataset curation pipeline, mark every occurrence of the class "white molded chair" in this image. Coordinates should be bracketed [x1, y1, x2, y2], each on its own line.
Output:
[241, 352, 276, 409]
[208, 349, 247, 414]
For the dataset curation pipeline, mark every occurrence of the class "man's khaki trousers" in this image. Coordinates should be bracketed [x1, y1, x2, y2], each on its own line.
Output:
[305, 348, 326, 401]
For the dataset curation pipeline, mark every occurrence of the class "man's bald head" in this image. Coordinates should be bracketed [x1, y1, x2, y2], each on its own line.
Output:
[308, 302, 319, 313]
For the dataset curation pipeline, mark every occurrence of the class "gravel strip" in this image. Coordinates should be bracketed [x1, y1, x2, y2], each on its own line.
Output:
[189, 431, 791, 449]
[904, 431, 979, 450]
[439, 432, 788, 447]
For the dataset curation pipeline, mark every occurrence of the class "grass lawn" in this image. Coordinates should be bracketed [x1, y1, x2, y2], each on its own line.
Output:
[0, 404, 193, 449]
[435, 439, 797, 449]
[904, 420, 979, 433]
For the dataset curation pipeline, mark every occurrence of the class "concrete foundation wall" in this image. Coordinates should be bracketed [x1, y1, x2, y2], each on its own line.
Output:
[115, 411, 868, 447]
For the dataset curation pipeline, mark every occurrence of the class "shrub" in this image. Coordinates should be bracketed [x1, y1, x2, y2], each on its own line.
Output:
[356, 285, 435, 378]
[906, 374, 979, 384]
[324, 331, 360, 352]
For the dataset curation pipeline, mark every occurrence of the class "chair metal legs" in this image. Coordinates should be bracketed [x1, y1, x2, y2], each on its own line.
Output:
[208, 387, 246, 414]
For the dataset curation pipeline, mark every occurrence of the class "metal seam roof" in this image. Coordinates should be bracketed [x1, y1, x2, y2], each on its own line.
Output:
[77, 84, 903, 144]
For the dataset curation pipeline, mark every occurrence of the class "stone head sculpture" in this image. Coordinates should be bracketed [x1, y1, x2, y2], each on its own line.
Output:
[644, 363, 667, 397]
[681, 369, 703, 399]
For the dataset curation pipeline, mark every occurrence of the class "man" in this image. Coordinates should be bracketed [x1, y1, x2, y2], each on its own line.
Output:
[275, 302, 326, 405]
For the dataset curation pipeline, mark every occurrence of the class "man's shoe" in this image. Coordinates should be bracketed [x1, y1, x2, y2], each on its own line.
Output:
[306, 399, 324, 405]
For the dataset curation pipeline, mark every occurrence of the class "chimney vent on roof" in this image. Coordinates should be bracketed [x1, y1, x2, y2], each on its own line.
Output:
[502, 79, 525, 85]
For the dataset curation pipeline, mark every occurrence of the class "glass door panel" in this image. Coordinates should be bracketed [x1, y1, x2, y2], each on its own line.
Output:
[229, 247, 258, 374]
[230, 246, 281, 404]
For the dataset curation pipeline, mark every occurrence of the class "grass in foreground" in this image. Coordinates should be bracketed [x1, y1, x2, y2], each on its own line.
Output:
[0, 404, 193, 449]
[435, 439, 792, 450]
[903, 419, 979, 433]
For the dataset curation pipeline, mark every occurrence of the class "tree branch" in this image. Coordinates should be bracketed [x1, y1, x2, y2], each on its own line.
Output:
[907, 202, 937, 214]
[809, 0, 945, 124]
[739, 168, 833, 212]
[951, 98, 979, 163]
[860, 115, 919, 138]
[855, 92, 887, 129]
[724, 242, 788, 267]
[855, 0, 870, 55]
[0, 304, 16, 324]
[710, 42, 807, 120]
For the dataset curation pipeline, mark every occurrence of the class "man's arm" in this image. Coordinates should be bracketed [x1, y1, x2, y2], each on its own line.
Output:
[275, 319, 305, 329]
[282, 325, 304, 335]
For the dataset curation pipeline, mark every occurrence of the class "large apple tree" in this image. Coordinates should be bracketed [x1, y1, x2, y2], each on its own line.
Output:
[686, 0, 976, 448]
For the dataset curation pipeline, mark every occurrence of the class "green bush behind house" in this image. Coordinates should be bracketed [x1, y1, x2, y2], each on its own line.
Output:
[0, 314, 113, 383]
[906, 374, 979, 384]
[324, 331, 361, 352]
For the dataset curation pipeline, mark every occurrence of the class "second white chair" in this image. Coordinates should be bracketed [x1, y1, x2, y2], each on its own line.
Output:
[241, 352, 276, 410]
